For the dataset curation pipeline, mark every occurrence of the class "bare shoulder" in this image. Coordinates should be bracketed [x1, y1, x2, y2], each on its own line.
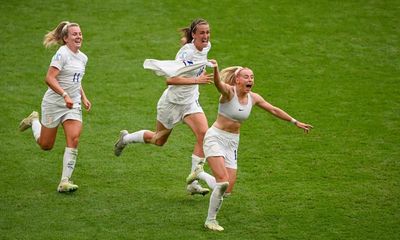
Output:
[250, 92, 264, 103]
[219, 84, 235, 102]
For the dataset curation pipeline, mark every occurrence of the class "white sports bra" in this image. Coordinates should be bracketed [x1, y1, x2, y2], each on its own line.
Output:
[218, 87, 253, 123]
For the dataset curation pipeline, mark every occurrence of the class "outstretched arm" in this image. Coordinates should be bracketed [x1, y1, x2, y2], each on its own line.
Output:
[166, 71, 213, 85]
[209, 60, 232, 99]
[252, 92, 313, 133]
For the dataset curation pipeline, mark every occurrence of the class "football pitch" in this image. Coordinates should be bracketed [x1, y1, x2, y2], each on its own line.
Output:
[1, 0, 399, 239]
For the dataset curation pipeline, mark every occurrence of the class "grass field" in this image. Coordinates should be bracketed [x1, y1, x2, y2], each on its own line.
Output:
[1, 0, 399, 239]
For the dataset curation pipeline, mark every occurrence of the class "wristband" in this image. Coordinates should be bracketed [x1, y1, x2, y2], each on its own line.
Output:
[62, 92, 68, 97]
[290, 118, 298, 125]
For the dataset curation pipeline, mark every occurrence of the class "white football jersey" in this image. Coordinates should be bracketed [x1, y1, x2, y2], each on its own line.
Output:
[165, 42, 211, 104]
[42, 45, 88, 107]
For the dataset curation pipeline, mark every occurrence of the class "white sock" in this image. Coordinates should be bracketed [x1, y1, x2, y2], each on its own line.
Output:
[61, 147, 78, 181]
[199, 171, 216, 190]
[207, 182, 229, 221]
[192, 155, 216, 189]
[189, 154, 204, 187]
[32, 119, 41, 141]
[124, 130, 146, 144]
[191, 154, 204, 171]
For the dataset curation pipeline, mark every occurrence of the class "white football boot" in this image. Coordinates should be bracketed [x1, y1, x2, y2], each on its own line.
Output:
[186, 161, 204, 184]
[57, 179, 78, 193]
[114, 130, 128, 156]
[19, 111, 39, 132]
[204, 219, 224, 231]
[186, 181, 210, 196]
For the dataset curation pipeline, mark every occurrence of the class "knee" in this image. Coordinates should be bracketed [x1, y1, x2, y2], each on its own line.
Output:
[149, 131, 169, 146]
[40, 144, 53, 151]
[37, 139, 54, 151]
[154, 140, 166, 146]
[72, 138, 79, 147]
[68, 136, 80, 148]
[196, 130, 207, 142]
[150, 135, 166, 146]
[215, 174, 229, 183]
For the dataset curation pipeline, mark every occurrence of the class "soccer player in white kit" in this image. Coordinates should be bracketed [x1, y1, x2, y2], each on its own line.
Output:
[114, 18, 214, 195]
[19, 21, 91, 193]
[187, 61, 313, 231]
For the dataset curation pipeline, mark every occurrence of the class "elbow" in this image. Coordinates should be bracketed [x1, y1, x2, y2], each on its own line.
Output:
[44, 78, 51, 87]
[270, 107, 280, 116]
[44, 74, 54, 86]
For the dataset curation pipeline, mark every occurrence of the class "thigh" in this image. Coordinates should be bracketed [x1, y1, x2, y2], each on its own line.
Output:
[207, 156, 229, 182]
[62, 120, 82, 148]
[152, 120, 172, 145]
[184, 112, 208, 136]
[38, 125, 58, 149]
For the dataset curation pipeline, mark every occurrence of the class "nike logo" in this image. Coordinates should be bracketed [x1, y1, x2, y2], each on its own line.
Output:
[238, 109, 244, 111]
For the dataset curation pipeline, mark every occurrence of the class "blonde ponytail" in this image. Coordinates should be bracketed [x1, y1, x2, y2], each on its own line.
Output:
[220, 66, 242, 86]
[43, 21, 79, 48]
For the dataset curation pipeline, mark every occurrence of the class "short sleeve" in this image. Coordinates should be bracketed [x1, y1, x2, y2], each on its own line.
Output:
[50, 49, 66, 70]
[175, 44, 193, 61]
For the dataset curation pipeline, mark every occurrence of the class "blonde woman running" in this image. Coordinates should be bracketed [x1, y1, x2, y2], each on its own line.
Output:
[187, 60, 313, 231]
[19, 21, 91, 193]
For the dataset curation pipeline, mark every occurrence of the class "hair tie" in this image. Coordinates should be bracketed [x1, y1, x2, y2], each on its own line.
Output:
[62, 22, 70, 32]
[234, 67, 243, 76]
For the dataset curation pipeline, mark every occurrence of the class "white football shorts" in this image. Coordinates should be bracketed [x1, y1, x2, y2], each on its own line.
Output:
[41, 102, 82, 128]
[203, 125, 240, 169]
[156, 92, 203, 129]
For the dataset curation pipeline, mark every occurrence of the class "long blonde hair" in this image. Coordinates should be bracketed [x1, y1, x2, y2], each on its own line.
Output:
[43, 21, 79, 48]
[179, 18, 209, 45]
[220, 66, 249, 86]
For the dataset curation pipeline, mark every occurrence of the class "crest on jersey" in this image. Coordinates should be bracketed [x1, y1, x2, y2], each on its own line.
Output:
[52, 53, 62, 61]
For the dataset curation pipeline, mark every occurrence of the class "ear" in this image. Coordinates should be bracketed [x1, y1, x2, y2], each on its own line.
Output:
[63, 34, 68, 43]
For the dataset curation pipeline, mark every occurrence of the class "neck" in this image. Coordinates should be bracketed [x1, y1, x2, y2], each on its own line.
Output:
[235, 86, 247, 98]
[194, 44, 203, 51]
[66, 44, 79, 53]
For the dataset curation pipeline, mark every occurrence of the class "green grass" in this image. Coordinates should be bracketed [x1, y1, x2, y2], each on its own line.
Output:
[1, 0, 399, 239]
